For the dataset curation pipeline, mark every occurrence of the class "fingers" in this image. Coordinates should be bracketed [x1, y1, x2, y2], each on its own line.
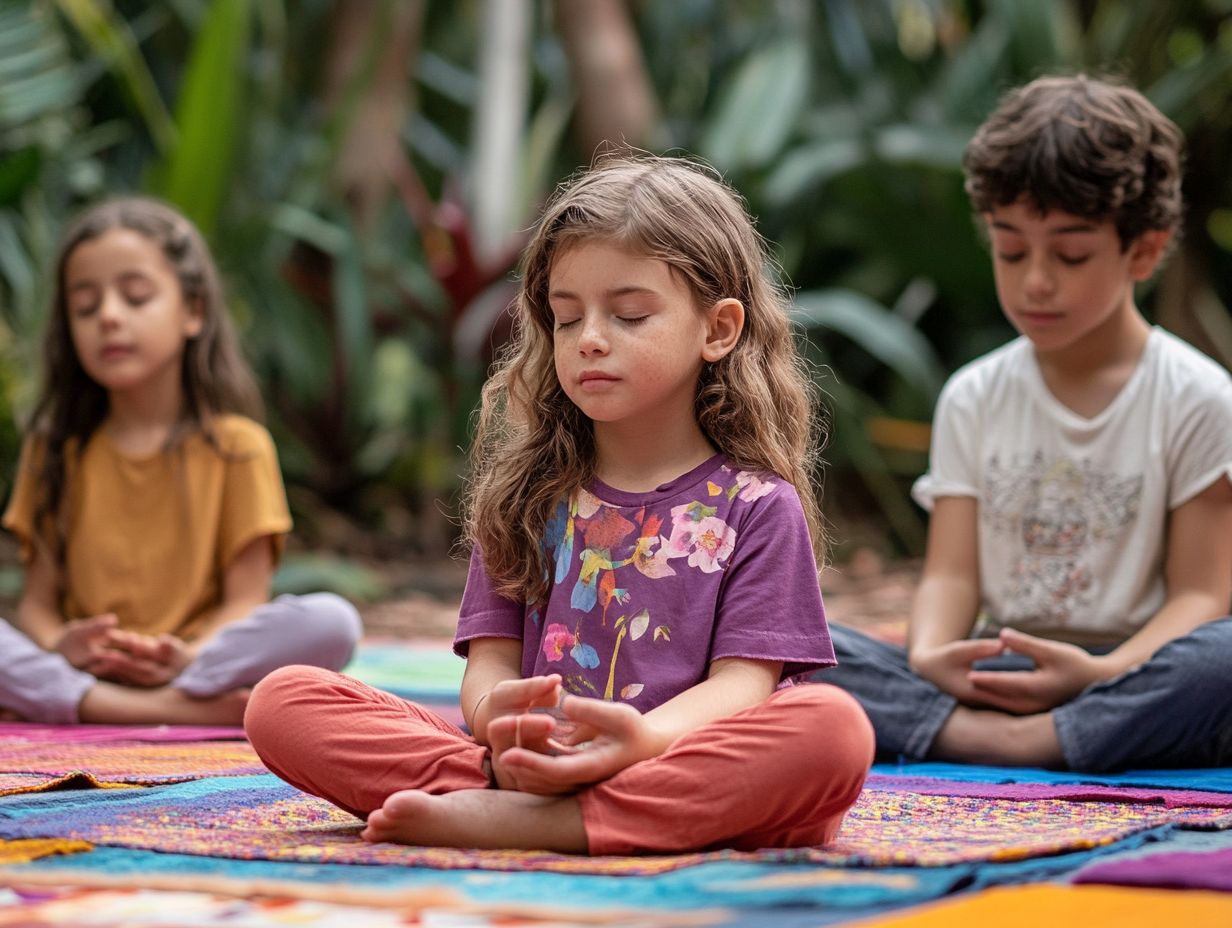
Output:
[487, 713, 557, 756]
[558, 694, 641, 736]
[947, 638, 1006, 661]
[997, 628, 1062, 658]
[967, 670, 1038, 697]
[499, 740, 620, 788]
[491, 675, 563, 713]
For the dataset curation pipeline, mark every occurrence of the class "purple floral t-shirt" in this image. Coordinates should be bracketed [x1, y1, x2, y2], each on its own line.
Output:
[455, 455, 835, 713]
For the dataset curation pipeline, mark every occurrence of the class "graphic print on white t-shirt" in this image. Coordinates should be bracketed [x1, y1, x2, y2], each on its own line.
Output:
[984, 451, 1143, 628]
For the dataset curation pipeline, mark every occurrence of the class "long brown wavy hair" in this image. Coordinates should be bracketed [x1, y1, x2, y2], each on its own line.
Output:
[29, 197, 262, 563]
[465, 154, 826, 602]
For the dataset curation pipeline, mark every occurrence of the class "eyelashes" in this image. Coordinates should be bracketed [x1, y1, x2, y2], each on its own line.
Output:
[995, 253, 1091, 266]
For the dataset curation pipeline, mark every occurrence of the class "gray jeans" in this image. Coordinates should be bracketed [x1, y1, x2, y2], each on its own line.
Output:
[816, 617, 1232, 772]
[0, 593, 361, 724]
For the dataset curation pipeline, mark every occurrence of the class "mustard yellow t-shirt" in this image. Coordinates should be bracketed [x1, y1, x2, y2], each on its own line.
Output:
[2, 415, 292, 640]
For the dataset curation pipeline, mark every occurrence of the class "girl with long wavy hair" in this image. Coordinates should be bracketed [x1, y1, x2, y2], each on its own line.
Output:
[247, 155, 872, 853]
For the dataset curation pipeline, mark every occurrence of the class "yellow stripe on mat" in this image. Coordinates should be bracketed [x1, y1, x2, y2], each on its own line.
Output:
[850, 884, 1232, 927]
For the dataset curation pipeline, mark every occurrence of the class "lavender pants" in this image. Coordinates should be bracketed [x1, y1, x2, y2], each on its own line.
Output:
[0, 593, 361, 724]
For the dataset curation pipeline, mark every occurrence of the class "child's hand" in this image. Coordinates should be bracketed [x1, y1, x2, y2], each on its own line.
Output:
[55, 613, 120, 669]
[486, 675, 563, 721]
[911, 638, 1007, 705]
[491, 695, 656, 795]
[88, 632, 190, 688]
[965, 628, 1107, 714]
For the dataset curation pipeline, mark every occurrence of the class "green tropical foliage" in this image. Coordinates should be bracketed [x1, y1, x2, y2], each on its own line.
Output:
[1, 0, 1229, 563]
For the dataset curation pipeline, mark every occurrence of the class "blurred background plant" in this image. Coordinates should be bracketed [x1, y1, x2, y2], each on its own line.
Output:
[1, 0, 1229, 596]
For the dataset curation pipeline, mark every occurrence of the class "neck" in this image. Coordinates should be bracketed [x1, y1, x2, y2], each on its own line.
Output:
[1031, 298, 1151, 419]
[593, 417, 716, 493]
[104, 370, 188, 454]
[1034, 299, 1150, 379]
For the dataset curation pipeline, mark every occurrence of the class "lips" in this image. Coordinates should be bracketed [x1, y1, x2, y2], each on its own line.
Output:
[100, 345, 135, 360]
[1017, 311, 1064, 324]
[578, 371, 619, 385]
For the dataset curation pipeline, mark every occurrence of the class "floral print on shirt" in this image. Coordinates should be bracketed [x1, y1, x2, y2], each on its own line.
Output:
[537, 465, 776, 702]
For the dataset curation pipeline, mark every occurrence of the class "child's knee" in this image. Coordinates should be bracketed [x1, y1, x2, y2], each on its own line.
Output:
[300, 593, 363, 667]
[785, 684, 875, 781]
[244, 664, 340, 756]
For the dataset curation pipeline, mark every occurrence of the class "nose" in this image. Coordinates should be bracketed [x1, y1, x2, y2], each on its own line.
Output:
[1022, 256, 1056, 302]
[97, 290, 124, 327]
[577, 314, 608, 355]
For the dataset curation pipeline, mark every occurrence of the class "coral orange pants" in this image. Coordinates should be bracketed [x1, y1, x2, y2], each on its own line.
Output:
[245, 665, 873, 855]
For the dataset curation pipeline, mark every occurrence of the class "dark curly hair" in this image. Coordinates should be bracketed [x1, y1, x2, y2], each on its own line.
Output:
[963, 75, 1183, 249]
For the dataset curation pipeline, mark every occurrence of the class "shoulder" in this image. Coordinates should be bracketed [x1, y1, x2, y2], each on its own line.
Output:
[716, 465, 808, 532]
[1146, 328, 1232, 403]
[201, 415, 278, 458]
[936, 337, 1033, 412]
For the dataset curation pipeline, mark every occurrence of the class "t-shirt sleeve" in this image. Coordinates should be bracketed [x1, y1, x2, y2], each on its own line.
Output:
[453, 546, 526, 657]
[710, 482, 835, 678]
[911, 370, 983, 511]
[2, 436, 48, 562]
[216, 419, 293, 570]
[1167, 374, 1232, 508]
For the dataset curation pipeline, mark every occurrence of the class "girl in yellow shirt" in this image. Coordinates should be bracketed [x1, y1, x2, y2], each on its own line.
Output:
[2, 198, 360, 725]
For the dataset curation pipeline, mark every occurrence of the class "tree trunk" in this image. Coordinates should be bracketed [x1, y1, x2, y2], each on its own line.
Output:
[554, 0, 660, 157]
[324, 0, 425, 232]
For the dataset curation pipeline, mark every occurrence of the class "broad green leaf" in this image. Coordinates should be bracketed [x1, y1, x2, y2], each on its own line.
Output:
[54, 0, 175, 151]
[873, 124, 969, 168]
[763, 138, 863, 206]
[793, 289, 946, 398]
[700, 36, 810, 171]
[156, 0, 251, 233]
[272, 553, 387, 601]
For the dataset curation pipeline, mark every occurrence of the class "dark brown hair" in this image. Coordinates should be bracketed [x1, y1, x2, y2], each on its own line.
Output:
[30, 197, 262, 561]
[963, 75, 1183, 248]
[464, 153, 826, 602]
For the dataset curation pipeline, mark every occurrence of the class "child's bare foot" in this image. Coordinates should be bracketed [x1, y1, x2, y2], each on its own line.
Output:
[78, 683, 249, 726]
[930, 706, 1064, 766]
[361, 788, 587, 852]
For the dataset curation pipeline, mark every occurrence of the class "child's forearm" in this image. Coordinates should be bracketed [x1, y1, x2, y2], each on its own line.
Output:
[181, 599, 266, 658]
[16, 598, 65, 652]
[1102, 591, 1230, 676]
[640, 657, 779, 757]
[906, 575, 980, 661]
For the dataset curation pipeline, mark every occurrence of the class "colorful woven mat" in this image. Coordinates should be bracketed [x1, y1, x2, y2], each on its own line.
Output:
[1073, 845, 1232, 892]
[0, 737, 265, 795]
[0, 723, 245, 743]
[866, 774, 1232, 808]
[872, 760, 1232, 793]
[846, 883, 1232, 927]
[1, 774, 1226, 875]
[341, 638, 465, 702]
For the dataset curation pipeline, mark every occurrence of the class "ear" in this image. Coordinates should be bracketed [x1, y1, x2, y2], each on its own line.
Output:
[702, 298, 744, 362]
[183, 296, 205, 339]
[1128, 229, 1172, 281]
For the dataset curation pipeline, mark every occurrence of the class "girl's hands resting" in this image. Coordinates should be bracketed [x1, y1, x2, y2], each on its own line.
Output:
[490, 694, 658, 795]
[55, 613, 120, 669]
[57, 617, 191, 688]
[482, 674, 569, 790]
[86, 631, 191, 688]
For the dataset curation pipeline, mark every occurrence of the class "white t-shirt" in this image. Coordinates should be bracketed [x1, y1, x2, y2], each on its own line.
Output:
[913, 327, 1232, 645]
